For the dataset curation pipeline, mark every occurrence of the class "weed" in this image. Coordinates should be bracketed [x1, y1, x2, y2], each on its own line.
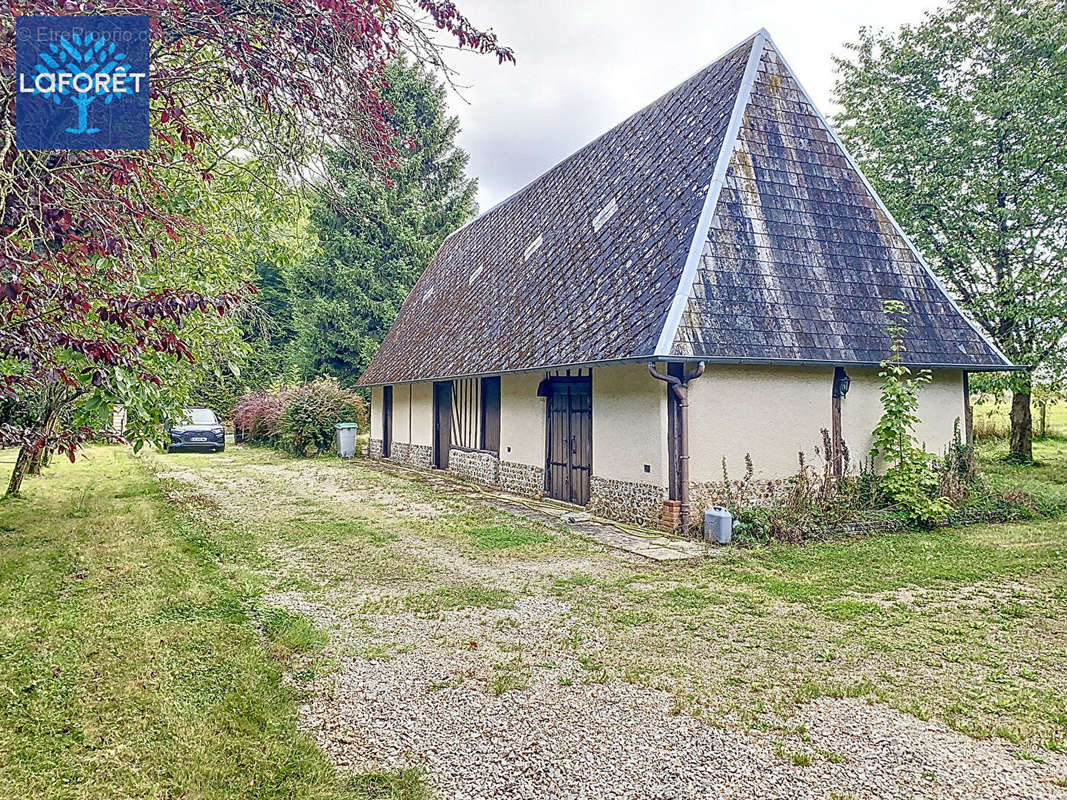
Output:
[260, 607, 328, 654]
[775, 746, 812, 767]
[491, 657, 530, 695]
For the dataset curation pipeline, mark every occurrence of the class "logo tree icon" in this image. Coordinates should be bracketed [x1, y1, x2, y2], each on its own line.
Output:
[33, 32, 131, 135]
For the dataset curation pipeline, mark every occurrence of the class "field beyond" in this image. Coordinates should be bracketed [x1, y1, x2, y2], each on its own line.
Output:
[972, 397, 1067, 439]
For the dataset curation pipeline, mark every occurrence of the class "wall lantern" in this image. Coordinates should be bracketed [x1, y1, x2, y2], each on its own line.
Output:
[833, 367, 851, 398]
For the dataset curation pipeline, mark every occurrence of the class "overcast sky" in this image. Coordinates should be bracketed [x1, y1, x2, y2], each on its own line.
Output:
[438, 0, 936, 211]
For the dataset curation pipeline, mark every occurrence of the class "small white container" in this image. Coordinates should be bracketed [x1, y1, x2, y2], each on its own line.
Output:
[704, 506, 733, 544]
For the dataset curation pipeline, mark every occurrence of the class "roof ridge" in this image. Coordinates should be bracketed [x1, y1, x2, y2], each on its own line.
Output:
[441, 29, 768, 247]
[653, 30, 768, 356]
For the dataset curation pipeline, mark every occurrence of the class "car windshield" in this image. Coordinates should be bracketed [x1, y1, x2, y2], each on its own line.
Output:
[181, 409, 218, 426]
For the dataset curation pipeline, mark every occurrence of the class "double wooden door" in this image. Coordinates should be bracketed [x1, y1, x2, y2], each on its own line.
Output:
[545, 378, 592, 505]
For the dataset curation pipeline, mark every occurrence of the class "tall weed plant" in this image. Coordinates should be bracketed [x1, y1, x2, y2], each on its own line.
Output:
[871, 301, 951, 524]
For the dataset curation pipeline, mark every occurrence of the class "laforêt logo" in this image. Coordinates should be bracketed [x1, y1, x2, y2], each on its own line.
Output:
[16, 16, 150, 150]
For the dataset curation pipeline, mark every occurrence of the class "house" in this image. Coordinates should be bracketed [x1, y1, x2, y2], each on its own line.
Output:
[357, 29, 1014, 532]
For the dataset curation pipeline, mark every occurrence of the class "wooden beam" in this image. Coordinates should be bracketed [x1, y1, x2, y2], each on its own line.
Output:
[963, 371, 973, 447]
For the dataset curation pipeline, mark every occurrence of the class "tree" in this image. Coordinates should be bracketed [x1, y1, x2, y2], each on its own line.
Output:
[1, 1, 511, 493]
[832, 0, 1067, 462]
[186, 197, 314, 420]
[285, 57, 478, 385]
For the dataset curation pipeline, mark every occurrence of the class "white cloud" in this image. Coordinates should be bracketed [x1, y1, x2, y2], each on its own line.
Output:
[439, 0, 934, 210]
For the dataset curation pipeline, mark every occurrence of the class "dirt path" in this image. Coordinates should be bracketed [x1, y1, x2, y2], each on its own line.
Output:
[149, 447, 1067, 800]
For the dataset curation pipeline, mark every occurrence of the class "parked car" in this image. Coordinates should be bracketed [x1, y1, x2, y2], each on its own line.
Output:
[166, 408, 226, 453]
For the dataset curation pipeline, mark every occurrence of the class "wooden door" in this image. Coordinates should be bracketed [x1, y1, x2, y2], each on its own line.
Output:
[545, 378, 592, 505]
[568, 383, 592, 505]
[382, 385, 393, 458]
[546, 387, 571, 502]
[433, 381, 452, 469]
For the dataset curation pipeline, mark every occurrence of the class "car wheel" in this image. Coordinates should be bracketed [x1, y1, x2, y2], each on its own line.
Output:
[217, 444, 226, 453]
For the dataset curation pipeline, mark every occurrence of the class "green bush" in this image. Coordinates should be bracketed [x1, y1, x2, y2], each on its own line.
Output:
[278, 378, 366, 457]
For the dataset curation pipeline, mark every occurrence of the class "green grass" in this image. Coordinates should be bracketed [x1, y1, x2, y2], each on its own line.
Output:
[31, 434, 1064, 791]
[775, 747, 812, 767]
[554, 450, 1067, 750]
[167, 439, 1067, 755]
[260, 607, 330, 655]
[490, 657, 531, 695]
[978, 438, 1067, 515]
[466, 523, 552, 550]
[0, 447, 424, 800]
[402, 583, 515, 613]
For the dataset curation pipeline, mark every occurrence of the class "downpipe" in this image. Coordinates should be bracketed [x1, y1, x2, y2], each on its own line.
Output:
[648, 361, 705, 536]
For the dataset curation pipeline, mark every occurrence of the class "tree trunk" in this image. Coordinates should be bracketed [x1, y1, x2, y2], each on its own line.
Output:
[6, 446, 32, 496]
[27, 410, 59, 476]
[1009, 390, 1033, 462]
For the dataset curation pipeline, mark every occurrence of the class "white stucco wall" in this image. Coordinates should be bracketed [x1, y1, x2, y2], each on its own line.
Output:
[369, 382, 433, 448]
[371, 363, 967, 487]
[409, 382, 434, 447]
[592, 363, 668, 485]
[389, 384, 409, 444]
[688, 364, 833, 482]
[841, 367, 966, 467]
[917, 370, 966, 455]
[500, 372, 544, 466]
[369, 385, 383, 439]
[838, 367, 880, 469]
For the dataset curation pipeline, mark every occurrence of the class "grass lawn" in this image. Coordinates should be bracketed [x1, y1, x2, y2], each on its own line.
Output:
[0, 447, 424, 800]
[3, 438, 1067, 796]
[556, 515, 1067, 747]
[544, 439, 1067, 749]
[979, 437, 1067, 514]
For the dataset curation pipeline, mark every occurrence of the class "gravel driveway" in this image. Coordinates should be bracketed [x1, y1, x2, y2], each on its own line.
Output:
[286, 594, 1066, 800]
[152, 449, 1067, 799]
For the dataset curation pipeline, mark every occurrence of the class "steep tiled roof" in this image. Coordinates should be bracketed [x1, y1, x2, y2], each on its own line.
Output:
[358, 31, 1012, 386]
[670, 41, 1008, 367]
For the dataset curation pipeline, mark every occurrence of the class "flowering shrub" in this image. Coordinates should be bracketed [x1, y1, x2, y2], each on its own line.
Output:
[235, 379, 365, 456]
[233, 390, 290, 445]
[279, 378, 366, 456]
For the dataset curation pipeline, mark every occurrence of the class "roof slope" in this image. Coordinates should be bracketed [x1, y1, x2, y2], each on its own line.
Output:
[359, 31, 1011, 386]
[358, 36, 757, 385]
[668, 37, 1010, 368]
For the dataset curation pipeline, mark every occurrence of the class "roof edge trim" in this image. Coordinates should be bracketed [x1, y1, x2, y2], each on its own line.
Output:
[757, 31, 1014, 369]
[653, 29, 769, 357]
[357, 354, 1025, 387]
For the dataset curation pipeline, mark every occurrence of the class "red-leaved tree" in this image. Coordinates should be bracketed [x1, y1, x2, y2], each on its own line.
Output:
[0, 0, 511, 493]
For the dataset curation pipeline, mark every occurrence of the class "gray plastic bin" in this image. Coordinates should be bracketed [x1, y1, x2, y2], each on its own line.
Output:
[704, 506, 733, 544]
[335, 422, 358, 458]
